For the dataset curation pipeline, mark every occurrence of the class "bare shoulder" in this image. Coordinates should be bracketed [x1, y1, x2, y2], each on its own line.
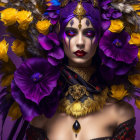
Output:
[30, 114, 47, 129]
[114, 101, 135, 125]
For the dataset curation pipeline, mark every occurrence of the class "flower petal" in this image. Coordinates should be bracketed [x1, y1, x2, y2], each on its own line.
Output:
[48, 46, 64, 59]
[11, 80, 41, 121]
[38, 34, 53, 50]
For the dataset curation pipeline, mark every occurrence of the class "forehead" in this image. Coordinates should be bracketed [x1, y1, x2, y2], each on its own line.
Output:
[66, 17, 93, 29]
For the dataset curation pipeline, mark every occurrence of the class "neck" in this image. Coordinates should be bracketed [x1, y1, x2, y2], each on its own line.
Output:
[68, 65, 95, 81]
[68, 59, 92, 68]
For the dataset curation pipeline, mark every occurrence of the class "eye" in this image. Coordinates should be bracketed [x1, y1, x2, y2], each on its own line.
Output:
[65, 30, 77, 37]
[85, 31, 95, 38]
[83, 28, 95, 38]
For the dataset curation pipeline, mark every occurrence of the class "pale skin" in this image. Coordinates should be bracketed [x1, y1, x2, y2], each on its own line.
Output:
[30, 17, 135, 140]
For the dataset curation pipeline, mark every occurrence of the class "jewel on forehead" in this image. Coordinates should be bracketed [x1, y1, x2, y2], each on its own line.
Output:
[73, 0, 86, 29]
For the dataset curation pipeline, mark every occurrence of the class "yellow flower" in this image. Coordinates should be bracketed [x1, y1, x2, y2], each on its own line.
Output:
[137, 12, 140, 16]
[129, 33, 140, 46]
[36, 20, 51, 35]
[128, 74, 140, 88]
[1, 74, 13, 87]
[8, 102, 22, 120]
[132, 4, 140, 11]
[135, 99, 140, 109]
[138, 49, 140, 61]
[0, 2, 6, 7]
[0, 8, 18, 26]
[108, 20, 124, 33]
[17, 10, 33, 30]
[11, 39, 25, 56]
[111, 84, 128, 100]
[0, 39, 9, 62]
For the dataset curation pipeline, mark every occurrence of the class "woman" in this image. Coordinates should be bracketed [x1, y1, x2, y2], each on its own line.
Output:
[0, 0, 139, 140]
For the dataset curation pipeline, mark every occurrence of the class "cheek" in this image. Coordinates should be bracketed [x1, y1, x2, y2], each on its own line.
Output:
[85, 37, 95, 50]
[85, 37, 97, 56]
[63, 33, 76, 49]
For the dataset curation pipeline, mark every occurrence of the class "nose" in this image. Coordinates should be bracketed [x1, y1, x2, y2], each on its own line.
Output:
[76, 32, 85, 49]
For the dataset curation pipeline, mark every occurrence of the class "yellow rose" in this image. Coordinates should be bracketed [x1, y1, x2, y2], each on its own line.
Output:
[36, 20, 51, 35]
[0, 39, 9, 62]
[0, 8, 18, 26]
[137, 12, 140, 16]
[108, 20, 124, 33]
[0, 2, 6, 7]
[1, 74, 13, 87]
[132, 4, 140, 11]
[17, 10, 33, 30]
[11, 39, 25, 56]
[8, 102, 22, 120]
[111, 84, 128, 100]
[135, 99, 140, 109]
[129, 33, 140, 46]
[128, 74, 140, 88]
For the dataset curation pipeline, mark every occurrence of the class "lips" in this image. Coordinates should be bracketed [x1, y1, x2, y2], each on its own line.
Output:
[74, 50, 87, 57]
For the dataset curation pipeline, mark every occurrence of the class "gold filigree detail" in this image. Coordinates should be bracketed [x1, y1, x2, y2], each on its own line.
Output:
[60, 0, 99, 8]
[65, 84, 89, 100]
[73, 1, 86, 29]
[58, 87, 109, 118]
[68, 66, 95, 81]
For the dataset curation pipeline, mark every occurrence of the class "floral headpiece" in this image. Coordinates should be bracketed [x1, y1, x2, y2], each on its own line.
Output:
[0, 0, 140, 122]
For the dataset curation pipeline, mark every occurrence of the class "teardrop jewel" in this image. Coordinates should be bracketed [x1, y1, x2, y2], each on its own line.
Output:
[72, 120, 81, 138]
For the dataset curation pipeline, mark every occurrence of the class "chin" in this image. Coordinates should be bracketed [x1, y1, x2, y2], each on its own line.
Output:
[70, 58, 91, 66]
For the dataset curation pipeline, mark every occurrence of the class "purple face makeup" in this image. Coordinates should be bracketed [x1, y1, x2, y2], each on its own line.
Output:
[86, 20, 90, 26]
[59, 2, 101, 41]
[70, 20, 74, 26]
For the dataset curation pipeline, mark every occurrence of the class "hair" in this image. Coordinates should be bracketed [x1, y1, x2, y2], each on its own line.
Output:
[59, 1, 102, 42]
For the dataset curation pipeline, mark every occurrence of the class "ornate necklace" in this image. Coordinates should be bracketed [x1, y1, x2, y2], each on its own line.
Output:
[58, 65, 109, 138]
[67, 65, 95, 82]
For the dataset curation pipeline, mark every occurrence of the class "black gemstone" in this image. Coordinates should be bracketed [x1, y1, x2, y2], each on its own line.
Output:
[73, 120, 81, 132]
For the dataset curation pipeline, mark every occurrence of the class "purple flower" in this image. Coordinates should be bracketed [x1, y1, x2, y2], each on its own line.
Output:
[44, 6, 60, 25]
[38, 33, 64, 66]
[99, 30, 138, 64]
[14, 58, 60, 104]
[11, 79, 61, 121]
[99, 50, 138, 81]
[101, 20, 111, 31]
[11, 80, 41, 121]
[100, 0, 122, 20]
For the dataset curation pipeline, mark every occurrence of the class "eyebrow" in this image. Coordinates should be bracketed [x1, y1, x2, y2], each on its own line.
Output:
[65, 27, 78, 31]
[83, 28, 95, 31]
[65, 27, 95, 32]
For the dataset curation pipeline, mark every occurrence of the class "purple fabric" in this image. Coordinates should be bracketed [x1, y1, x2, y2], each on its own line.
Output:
[14, 58, 60, 104]
[59, 2, 102, 40]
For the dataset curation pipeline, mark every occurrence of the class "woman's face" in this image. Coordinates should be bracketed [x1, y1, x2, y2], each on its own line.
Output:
[63, 17, 98, 67]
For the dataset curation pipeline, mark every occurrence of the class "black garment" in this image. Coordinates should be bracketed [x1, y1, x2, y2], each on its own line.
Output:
[26, 117, 136, 140]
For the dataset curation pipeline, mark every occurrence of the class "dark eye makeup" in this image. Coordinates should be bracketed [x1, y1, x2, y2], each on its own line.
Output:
[65, 27, 95, 38]
[65, 27, 77, 37]
[83, 28, 95, 38]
